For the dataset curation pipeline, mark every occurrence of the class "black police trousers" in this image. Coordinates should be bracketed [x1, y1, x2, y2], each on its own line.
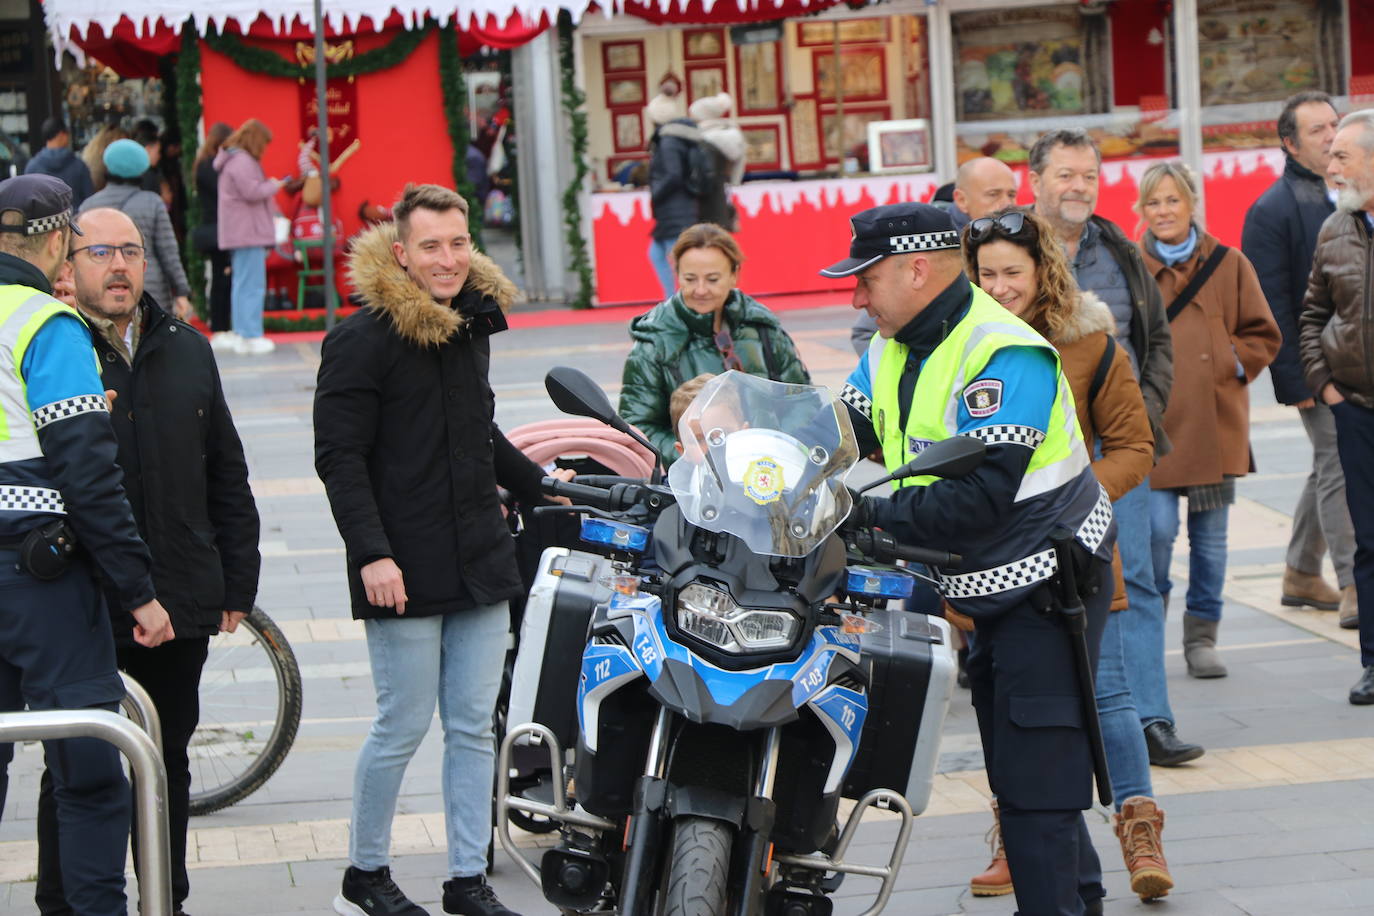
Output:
[966, 558, 1112, 916]
[0, 554, 130, 916]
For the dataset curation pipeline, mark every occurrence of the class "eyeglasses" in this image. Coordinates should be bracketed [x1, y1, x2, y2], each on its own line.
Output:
[68, 244, 146, 265]
[713, 328, 745, 372]
[967, 211, 1029, 244]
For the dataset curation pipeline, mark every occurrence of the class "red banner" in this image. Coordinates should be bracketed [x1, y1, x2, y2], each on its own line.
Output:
[298, 77, 359, 149]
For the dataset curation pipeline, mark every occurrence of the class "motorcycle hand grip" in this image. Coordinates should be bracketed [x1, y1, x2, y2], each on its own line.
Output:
[541, 476, 616, 509]
[890, 542, 962, 569]
[571, 474, 645, 488]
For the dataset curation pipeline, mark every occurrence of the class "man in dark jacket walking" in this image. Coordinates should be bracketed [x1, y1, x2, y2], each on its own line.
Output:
[646, 106, 711, 299]
[315, 184, 568, 916]
[1242, 91, 1356, 624]
[1027, 129, 1201, 766]
[36, 206, 261, 916]
[24, 118, 94, 207]
[1300, 109, 1374, 705]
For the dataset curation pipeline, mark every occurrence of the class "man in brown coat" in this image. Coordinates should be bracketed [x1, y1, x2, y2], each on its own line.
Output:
[1300, 109, 1374, 705]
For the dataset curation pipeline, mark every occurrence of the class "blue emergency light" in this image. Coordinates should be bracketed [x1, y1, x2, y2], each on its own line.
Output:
[845, 565, 915, 600]
[580, 518, 650, 554]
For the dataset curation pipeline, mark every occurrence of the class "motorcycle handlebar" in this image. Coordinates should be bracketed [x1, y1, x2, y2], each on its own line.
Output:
[890, 542, 962, 569]
[847, 527, 962, 569]
[541, 476, 618, 510]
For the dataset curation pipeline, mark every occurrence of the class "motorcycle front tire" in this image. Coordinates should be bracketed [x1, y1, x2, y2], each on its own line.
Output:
[662, 816, 733, 916]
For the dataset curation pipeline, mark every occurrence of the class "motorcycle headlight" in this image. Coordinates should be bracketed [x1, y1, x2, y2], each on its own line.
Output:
[676, 582, 799, 653]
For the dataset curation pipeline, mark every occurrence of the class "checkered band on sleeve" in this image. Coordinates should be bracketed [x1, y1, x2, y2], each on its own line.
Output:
[33, 394, 109, 429]
[889, 230, 961, 253]
[1076, 484, 1113, 553]
[0, 485, 66, 514]
[26, 213, 70, 235]
[966, 424, 1046, 450]
[935, 548, 1058, 599]
[839, 382, 873, 420]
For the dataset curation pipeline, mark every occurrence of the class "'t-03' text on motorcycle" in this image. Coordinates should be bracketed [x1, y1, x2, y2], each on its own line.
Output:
[495, 369, 984, 916]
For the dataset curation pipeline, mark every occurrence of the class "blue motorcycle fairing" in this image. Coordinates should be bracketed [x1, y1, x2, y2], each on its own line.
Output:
[603, 590, 864, 715]
[807, 683, 868, 794]
[577, 642, 644, 753]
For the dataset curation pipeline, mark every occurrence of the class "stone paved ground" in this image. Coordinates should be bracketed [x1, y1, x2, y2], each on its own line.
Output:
[2, 302, 1371, 915]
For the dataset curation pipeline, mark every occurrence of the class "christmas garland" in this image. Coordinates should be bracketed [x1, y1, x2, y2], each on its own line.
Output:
[176, 24, 207, 316]
[557, 13, 594, 309]
[203, 25, 428, 81]
[437, 22, 482, 251]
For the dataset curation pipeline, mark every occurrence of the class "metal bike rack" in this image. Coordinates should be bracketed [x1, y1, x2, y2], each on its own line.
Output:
[120, 671, 164, 754]
[0, 708, 172, 916]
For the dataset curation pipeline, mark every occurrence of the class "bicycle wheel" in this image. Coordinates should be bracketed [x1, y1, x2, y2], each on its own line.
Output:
[189, 607, 303, 815]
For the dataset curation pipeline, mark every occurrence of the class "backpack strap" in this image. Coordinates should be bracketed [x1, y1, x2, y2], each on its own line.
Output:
[1087, 334, 1117, 406]
[1165, 245, 1228, 323]
[758, 328, 779, 381]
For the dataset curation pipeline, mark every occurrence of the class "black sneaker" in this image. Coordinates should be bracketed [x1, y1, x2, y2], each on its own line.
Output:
[334, 866, 431, 916]
[442, 876, 520, 916]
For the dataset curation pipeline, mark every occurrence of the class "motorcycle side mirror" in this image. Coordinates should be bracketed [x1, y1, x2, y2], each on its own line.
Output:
[857, 436, 987, 494]
[544, 367, 666, 483]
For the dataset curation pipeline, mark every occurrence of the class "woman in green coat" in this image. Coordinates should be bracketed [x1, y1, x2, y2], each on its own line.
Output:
[619, 223, 811, 463]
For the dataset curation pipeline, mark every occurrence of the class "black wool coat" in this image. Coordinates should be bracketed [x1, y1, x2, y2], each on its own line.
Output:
[314, 224, 547, 620]
[91, 298, 261, 640]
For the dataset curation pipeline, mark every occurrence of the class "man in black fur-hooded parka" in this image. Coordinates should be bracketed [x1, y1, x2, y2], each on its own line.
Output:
[314, 183, 552, 916]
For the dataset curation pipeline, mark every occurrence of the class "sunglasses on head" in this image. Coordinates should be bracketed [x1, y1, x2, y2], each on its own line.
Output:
[967, 211, 1029, 244]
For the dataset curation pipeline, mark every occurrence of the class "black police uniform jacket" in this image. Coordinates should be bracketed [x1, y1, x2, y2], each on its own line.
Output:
[89, 297, 261, 641]
[314, 223, 546, 620]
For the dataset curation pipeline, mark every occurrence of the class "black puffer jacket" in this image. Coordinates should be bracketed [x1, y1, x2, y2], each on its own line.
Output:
[90, 298, 260, 640]
[649, 119, 703, 243]
[314, 224, 547, 619]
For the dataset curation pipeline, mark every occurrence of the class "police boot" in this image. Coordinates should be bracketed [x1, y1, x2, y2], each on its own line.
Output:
[968, 801, 1012, 897]
[1182, 615, 1227, 678]
[1114, 797, 1174, 901]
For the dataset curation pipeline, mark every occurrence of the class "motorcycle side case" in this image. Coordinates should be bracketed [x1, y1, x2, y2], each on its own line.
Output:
[508, 547, 611, 749]
[841, 608, 956, 814]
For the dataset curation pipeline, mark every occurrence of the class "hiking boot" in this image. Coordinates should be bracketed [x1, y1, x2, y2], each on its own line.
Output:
[1339, 585, 1359, 630]
[1281, 566, 1341, 610]
[969, 801, 1013, 897]
[1143, 721, 1204, 767]
[442, 876, 520, 916]
[1114, 797, 1174, 901]
[1182, 615, 1227, 678]
[334, 866, 430, 916]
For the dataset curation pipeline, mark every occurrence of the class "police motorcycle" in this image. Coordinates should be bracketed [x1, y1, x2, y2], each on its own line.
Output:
[496, 368, 983, 916]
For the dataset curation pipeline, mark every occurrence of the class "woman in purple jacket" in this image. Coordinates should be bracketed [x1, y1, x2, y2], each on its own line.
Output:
[215, 119, 284, 355]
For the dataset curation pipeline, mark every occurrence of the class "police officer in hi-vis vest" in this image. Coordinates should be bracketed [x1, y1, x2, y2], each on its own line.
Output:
[827, 203, 1116, 916]
[0, 174, 173, 916]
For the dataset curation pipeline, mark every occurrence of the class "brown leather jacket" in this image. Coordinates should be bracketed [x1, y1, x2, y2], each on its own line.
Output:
[1300, 210, 1374, 408]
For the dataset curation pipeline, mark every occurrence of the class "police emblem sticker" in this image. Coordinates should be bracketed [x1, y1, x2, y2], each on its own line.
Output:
[963, 379, 1003, 418]
[743, 457, 785, 505]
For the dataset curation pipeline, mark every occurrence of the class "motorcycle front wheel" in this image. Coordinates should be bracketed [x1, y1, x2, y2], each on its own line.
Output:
[662, 816, 732, 916]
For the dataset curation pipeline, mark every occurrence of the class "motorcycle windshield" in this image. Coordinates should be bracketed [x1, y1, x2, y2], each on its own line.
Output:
[667, 371, 858, 557]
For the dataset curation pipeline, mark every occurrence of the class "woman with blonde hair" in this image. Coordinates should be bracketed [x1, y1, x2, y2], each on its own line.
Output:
[82, 123, 127, 192]
[215, 118, 285, 355]
[962, 207, 1177, 904]
[1135, 161, 1281, 676]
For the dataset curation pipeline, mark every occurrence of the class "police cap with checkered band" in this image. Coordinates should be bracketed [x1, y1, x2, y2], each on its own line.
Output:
[819, 202, 957, 278]
[0, 174, 82, 238]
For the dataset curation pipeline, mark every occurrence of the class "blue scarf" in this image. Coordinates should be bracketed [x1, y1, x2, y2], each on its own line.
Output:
[1154, 226, 1198, 266]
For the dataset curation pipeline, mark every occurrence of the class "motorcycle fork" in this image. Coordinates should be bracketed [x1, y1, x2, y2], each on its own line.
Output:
[729, 726, 782, 916]
[619, 706, 672, 916]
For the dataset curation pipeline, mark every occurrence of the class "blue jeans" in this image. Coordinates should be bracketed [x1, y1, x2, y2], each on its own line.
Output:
[647, 238, 675, 300]
[350, 603, 509, 878]
[1113, 478, 1175, 728]
[1150, 490, 1228, 623]
[1096, 610, 1153, 808]
[229, 246, 267, 340]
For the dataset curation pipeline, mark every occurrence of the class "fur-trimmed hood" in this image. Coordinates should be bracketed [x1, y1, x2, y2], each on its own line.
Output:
[347, 221, 519, 348]
[1054, 291, 1115, 346]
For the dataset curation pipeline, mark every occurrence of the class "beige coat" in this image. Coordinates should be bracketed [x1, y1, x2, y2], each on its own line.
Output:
[1140, 230, 1281, 490]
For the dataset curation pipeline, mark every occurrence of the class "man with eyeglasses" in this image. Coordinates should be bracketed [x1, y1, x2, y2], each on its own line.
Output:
[828, 201, 1117, 916]
[35, 206, 260, 916]
[0, 175, 173, 916]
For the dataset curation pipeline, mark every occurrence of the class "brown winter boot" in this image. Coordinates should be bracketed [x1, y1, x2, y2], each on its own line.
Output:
[1339, 585, 1359, 630]
[1282, 566, 1341, 610]
[1114, 796, 1174, 901]
[969, 801, 1013, 897]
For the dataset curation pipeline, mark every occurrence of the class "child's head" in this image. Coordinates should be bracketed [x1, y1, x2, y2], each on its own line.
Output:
[670, 373, 715, 433]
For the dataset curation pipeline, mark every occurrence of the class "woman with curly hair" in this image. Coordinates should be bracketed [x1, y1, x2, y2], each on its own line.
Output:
[961, 207, 1179, 904]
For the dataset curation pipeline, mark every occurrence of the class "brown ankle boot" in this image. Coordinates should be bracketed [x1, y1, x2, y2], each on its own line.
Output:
[1282, 566, 1341, 610]
[969, 801, 1013, 897]
[1115, 796, 1174, 901]
[1339, 585, 1359, 630]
